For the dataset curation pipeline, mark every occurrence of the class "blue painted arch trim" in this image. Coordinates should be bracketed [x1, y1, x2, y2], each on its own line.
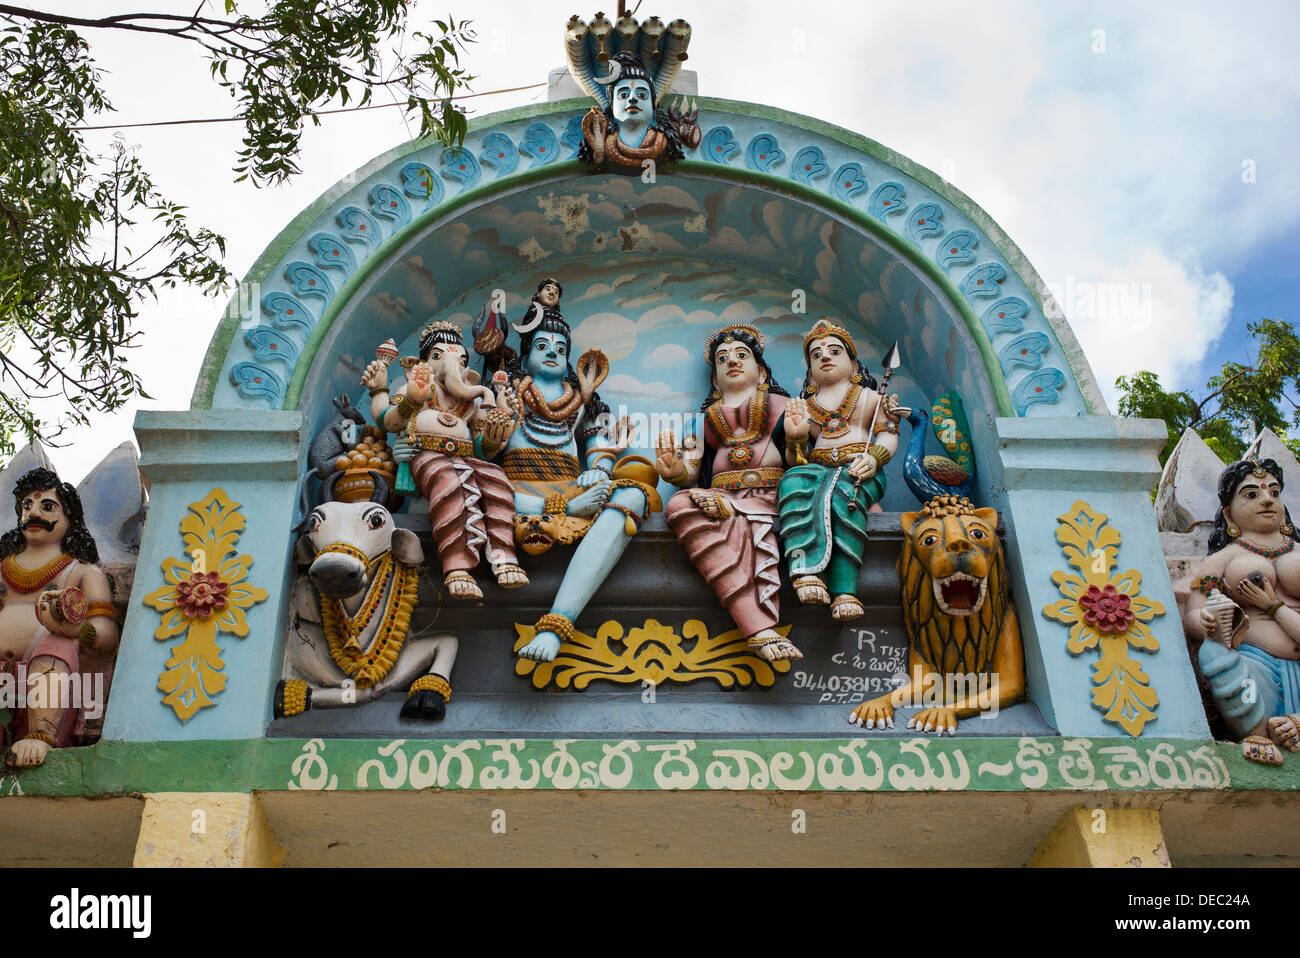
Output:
[194, 97, 1104, 418]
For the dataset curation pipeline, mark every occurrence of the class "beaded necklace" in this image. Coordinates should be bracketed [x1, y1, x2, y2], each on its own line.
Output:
[317, 552, 420, 689]
[807, 383, 862, 439]
[1235, 536, 1296, 560]
[706, 388, 770, 468]
[1, 553, 74, 594]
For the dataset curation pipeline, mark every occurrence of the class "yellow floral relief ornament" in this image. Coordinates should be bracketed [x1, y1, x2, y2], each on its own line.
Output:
[513, 618, 792, 690]
[142, 489, 269, 722]
[1041, 499, 1166, 737]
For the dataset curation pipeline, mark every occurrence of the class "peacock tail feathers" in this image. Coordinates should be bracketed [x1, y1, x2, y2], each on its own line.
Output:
[921, 455, 970, 487]
[930, 391, 974, 476]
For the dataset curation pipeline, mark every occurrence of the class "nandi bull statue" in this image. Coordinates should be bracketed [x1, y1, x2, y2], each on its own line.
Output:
[275, 477, 456, 721]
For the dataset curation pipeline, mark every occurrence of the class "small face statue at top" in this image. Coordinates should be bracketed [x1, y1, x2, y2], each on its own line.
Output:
[712, 338, 763, 395]
[807, 335, 853, 388]
[19, 488, 69, 549]
[613, 77, 653, 131]
[1227, 471, 1285, 538]
[536, 280, 561, 310]
[527, 330, 569, 382]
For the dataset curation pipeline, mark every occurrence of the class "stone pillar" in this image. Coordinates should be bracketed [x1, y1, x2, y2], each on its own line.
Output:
[1027, 805, 1169, 868]
[134, 792, 285, 867]
[994, 416, 1211, 739]
[102, 409, 303, 743]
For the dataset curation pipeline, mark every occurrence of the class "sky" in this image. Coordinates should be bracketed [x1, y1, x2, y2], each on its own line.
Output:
[10, 0, 1300, 481]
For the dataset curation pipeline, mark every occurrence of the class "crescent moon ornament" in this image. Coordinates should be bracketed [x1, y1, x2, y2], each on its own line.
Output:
[593, 58, 623, 86]
[512, 300, 544, 334]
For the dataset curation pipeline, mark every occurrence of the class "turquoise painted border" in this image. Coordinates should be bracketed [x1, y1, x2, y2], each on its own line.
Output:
[192, 96, 1104, 415]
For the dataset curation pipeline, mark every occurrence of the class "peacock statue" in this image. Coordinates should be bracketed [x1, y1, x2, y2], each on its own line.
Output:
[902, 390, 976, 503]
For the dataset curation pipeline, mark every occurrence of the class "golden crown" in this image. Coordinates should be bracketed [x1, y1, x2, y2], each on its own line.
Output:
[802, 318, 856, 357]
[704, 323, 765, 362]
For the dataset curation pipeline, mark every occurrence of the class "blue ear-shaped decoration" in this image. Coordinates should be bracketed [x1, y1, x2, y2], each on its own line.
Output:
[1012, 367, 1066, 414]
[937, 229, 979, 269]
[701, 126, 740, 164]
[907, 203, 944, 241]
[399, 163, 443, 205]
[520, 122, 559, 166]
[479, 132, 518, 177]
[831, 163, 868, 203]
[745, 133, 784, 173]
[261, 291, 313, 331]
[982, 297, 1028, 334]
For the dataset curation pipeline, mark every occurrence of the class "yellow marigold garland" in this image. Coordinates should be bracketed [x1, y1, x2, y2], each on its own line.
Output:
[318, 554, 420, 689]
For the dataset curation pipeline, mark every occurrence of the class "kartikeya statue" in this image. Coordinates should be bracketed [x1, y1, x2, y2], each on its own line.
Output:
[1187, 458, 1300, 765]
[0, 468, 119, 767]
[780, 320, 903, 620]
[656, 324, 801, 661]
[361, 322, 527, 598]
[499, 281, 661, 661]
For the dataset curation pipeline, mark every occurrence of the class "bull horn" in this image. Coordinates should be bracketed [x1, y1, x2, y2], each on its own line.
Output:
[320, 471, 342, 503]
[369, 471, 390, 505]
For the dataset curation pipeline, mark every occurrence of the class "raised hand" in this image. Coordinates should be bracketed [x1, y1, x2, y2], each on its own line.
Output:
[785, 397, 811, 440]
[655, 430, 685, 480]
[405, 362, 433, 405]
[361, 359, 388, 391]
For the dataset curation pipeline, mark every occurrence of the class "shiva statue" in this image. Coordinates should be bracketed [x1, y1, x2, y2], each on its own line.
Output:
[1186, 458, 1300, 765]
[577, 51, 698, 173]
[656, 324, 801, 662]
[780, 319, 903, 621]
[498, 281, 661, 662]
[0, 468, 119, 767]
[361, 321, 527, 599]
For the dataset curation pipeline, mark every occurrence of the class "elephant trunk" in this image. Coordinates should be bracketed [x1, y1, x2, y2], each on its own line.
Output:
[441, 363, 496, 406]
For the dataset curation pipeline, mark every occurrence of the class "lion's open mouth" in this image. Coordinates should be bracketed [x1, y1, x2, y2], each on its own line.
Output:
[933, 572, 987, 616]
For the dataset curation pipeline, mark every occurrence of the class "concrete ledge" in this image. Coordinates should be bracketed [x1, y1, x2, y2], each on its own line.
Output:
[135, 409, 304, 482]
[996, 416, 1166, 491]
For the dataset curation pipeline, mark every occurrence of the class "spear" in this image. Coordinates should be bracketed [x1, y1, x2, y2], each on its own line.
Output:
[847, 341, 901, 513]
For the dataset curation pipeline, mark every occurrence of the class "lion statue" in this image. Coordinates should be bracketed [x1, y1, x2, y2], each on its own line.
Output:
[850, 495, 1025, 734]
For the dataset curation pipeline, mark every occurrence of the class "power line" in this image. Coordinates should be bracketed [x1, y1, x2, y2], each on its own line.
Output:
[72, 81, 547, 132]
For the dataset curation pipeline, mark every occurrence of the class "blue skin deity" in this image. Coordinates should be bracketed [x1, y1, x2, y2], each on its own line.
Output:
[611, 77, 653, 149]
[509, 329, 648, 661]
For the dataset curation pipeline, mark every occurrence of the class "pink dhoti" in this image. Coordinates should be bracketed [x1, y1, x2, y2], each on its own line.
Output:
[666, 487, 783, 638]
[4, 630, 80, 748]
[410, 452, 518, 574]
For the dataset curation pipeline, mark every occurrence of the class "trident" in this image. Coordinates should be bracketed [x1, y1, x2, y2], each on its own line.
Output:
[847, 341, 902, 513]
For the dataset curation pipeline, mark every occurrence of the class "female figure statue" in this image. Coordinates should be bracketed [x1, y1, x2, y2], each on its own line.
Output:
[655, 324, 802, 661]
[780, 319, 903, 621]
[1185, 458, 1300, 765]
[502, 286, 659, 662]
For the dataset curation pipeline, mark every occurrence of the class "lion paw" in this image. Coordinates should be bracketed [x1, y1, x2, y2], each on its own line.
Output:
[908, 707, 958, 736]
[849, 700, 894, 730]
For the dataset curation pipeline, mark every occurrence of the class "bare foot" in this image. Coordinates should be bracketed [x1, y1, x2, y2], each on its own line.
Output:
[793, 576, 830, 605]
[494, 563, 529, 590]
[444, 572, 482, 600]
[850, 698, 894, 729]
[1242, 735, 1284, 766]
[1267, 714, 1300, 752]
[747, 629, 802, 661]
[5, 739, 51, 767]
[518, 631, 562, 662]
[909, 706, 958, 736]
[831, 595, 865, 621]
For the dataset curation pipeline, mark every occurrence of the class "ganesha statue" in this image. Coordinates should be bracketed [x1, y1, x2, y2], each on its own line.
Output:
[361, 321, 527, 599]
